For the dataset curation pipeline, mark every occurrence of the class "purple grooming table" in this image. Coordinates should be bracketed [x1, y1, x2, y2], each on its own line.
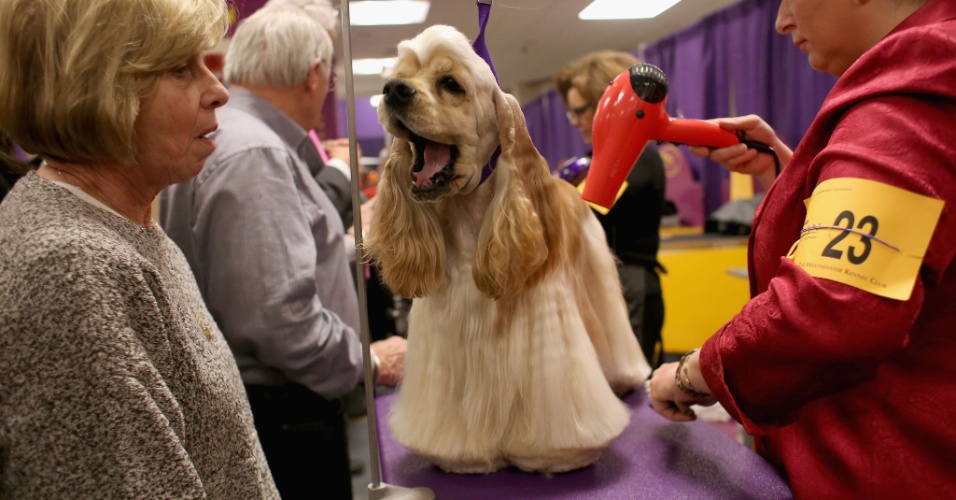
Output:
[375, 390, 793, 499]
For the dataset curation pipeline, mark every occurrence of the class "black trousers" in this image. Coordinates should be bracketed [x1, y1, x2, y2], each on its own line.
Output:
[245, 384, 352, 500]
[618, 263, 665, 368]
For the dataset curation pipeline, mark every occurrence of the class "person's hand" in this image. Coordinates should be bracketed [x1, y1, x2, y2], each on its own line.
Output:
[370, 335, 406, 387]
[688, 114, 792, 188]
[324, 138, 359, 165]
[648, 362, 697, 421]
[647, 356, 716, 422]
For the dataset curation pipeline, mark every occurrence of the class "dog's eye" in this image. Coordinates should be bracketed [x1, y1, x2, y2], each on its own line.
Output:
[439, 76, 464, 94]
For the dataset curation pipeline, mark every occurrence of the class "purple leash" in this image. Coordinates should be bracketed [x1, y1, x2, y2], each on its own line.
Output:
[472, 0, 499, 84]
[473, 0, 501, 185]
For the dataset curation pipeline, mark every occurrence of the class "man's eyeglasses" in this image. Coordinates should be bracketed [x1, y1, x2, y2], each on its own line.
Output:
[565, 103, 594, 122]
[317, 58, 337, 91]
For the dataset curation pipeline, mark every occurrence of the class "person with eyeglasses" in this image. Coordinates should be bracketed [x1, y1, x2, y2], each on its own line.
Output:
[272, 0, 410, 362]
[266, 0, 357, 231]
[160, 5, 406, 499]
[554, 50, 668, 368]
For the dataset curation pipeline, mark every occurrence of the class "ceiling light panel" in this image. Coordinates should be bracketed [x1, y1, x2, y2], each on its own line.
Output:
[349, 0, 430, 26]
[351, 58, 397, 76]
[579, 0, 682, 20]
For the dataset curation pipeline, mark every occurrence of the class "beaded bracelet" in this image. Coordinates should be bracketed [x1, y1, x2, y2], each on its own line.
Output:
[675, 348, 711, 399]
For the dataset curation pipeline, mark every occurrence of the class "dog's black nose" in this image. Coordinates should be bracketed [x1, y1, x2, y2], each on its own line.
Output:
[383, 79, 416, 107]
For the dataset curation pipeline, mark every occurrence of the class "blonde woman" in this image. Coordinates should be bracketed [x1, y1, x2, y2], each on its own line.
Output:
[0, 0, 278, 497]
[554, 51, 668, 367]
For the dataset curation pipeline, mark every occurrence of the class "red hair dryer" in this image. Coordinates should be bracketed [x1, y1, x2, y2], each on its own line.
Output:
[582, 64, 761, 209]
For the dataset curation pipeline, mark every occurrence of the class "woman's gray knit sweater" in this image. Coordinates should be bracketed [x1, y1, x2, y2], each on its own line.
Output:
[0, 173, 279, 499]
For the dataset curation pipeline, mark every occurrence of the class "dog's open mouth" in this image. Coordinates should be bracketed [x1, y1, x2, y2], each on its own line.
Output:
[409, 131, 459, 190]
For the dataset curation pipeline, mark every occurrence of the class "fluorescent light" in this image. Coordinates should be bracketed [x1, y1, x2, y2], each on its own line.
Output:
[349, 1, 430, 26]
[579, 0, 681, 20]
[369, 94, 383, 108]
[351, 58, 396, 76]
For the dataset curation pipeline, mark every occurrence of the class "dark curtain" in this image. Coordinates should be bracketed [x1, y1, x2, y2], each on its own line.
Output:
[525, 0, 837, 218]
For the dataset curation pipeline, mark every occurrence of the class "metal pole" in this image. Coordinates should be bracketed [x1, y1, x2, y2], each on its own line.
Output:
[339, 0, 384, 490]
[339, 5, 434, 498]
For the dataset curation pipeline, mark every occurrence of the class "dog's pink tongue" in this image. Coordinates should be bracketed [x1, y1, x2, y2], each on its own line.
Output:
[413, 142, 451, 187]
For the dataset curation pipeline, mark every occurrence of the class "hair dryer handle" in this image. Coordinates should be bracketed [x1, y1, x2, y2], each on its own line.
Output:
[662, 118, 741, 148]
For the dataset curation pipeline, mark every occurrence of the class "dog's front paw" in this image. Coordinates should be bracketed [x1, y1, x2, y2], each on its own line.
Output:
[430, 455, 507, 475]
[507, 446, 606, 474]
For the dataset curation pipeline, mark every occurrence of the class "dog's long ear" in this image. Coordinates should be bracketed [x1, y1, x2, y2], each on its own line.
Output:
[472, 91, 552, 299]
[364, 138, 446, 298]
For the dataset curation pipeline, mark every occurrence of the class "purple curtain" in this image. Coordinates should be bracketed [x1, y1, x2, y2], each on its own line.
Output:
[525, 92, 588, 169]
[642, 21, 725, 216]
[526, 0, 837, 219]
[335, 98, 387, 158]
[708, 0, 837, 164]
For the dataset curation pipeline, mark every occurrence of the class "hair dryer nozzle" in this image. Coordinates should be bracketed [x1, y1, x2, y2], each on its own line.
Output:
[629, 64, 668, 104]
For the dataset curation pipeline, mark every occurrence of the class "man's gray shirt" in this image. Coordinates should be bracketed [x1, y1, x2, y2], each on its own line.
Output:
[161, 88, 362, 399]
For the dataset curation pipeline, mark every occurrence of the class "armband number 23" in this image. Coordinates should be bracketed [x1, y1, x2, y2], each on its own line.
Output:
[821, 210, 878, 265]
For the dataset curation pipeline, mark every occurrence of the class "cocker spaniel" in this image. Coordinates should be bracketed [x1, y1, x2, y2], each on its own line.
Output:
[365, 25, 651, 474]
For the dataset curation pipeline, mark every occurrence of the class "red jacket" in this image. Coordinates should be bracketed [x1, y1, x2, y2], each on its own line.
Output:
[701, 1, 956, 497]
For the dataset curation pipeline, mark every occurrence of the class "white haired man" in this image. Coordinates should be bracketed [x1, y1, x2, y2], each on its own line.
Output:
[160, 6, 405, 499]
[264, 0, 404, 355]
[263, 0, 355, 226]
[266, 0, 338, 37]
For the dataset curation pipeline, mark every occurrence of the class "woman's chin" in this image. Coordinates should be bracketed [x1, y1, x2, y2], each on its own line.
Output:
[168, 160, 207, 186]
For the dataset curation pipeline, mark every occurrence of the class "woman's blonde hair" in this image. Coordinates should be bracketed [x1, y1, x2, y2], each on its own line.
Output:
[554, 51, 639, 108]
[0, 0, 229, 164]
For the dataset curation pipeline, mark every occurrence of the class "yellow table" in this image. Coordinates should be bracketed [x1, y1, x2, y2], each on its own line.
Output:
[658, 230, 750, 354]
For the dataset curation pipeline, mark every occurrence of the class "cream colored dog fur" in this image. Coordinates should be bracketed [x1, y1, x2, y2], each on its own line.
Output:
[365, 25, 651, 474]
